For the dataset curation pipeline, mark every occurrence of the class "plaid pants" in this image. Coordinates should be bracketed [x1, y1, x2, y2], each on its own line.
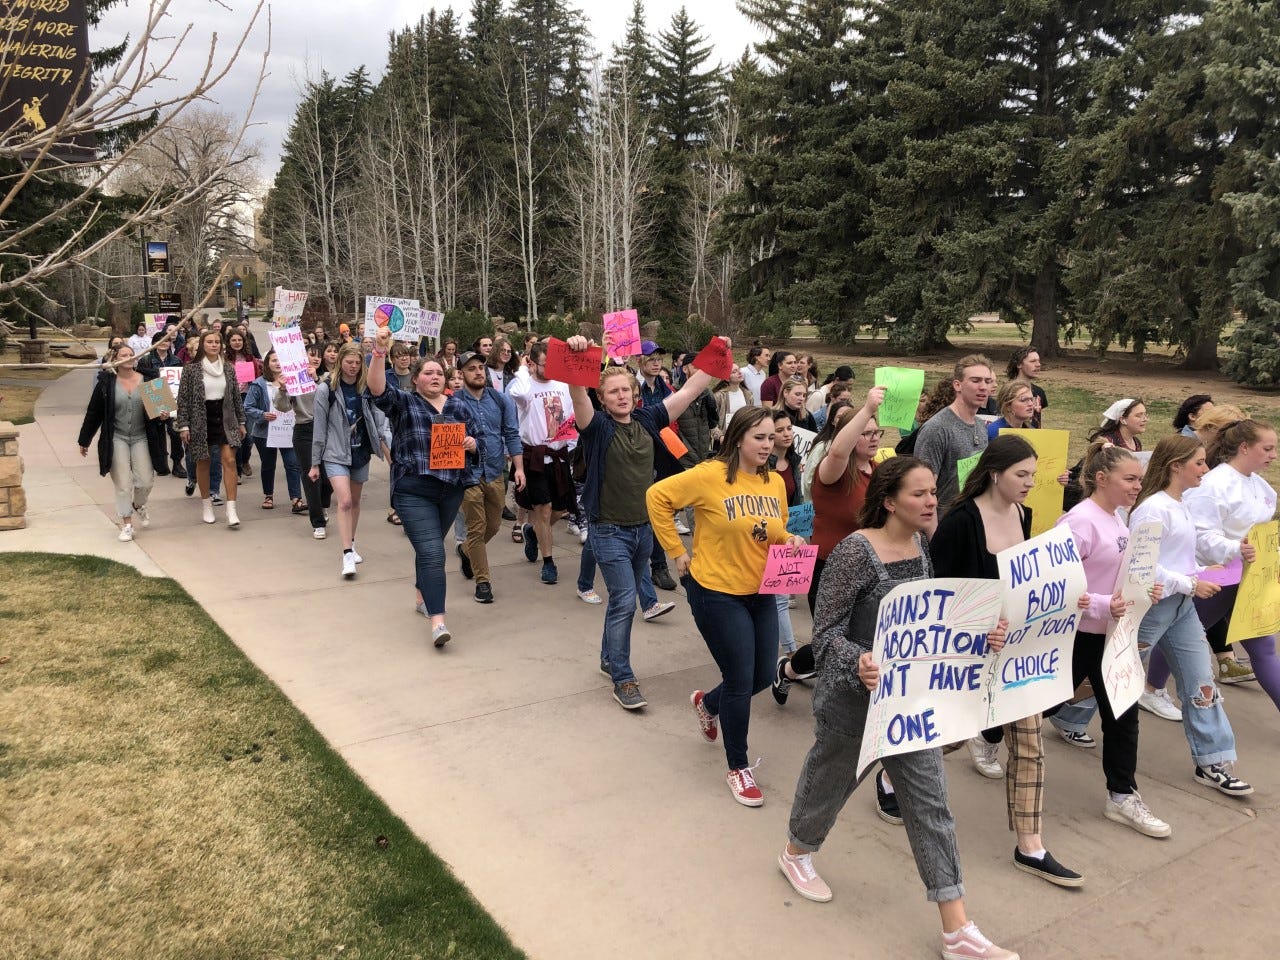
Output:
[1003, 713, 1045, 836]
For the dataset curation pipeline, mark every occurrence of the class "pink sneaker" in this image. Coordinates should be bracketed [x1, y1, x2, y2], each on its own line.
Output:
[778, 848, 832, 902]
[726, 764, 763, 807]
[942, 922, 1019, 960]
[691, 690, 718, 743]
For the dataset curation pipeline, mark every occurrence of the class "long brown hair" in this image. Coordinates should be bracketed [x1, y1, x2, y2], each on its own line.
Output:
[1209, 418, 1274, 469]
[715, 406, 774, 484]
[858, 456, 931, 530]
[951, 434, 1037, 511]
[1080, 440, 1138, 497]
[1134, 435, 1202, 511]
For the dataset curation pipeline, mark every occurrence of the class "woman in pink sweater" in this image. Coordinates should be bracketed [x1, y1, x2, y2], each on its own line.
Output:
[1055, 443, 1171, 839]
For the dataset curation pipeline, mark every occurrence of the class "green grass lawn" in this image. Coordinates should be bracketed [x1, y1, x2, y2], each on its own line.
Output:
[0, 554, 526, 960]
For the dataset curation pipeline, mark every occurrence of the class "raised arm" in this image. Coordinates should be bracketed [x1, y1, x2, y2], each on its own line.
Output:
[564, 335, 601, 428]
[817, 387, 885, 486]
[366, 326, 391, 396]
[663, 337, 730, 421]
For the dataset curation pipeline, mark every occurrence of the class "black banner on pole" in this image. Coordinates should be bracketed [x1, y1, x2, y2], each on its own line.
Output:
[157, 292, 182, 314]
[144, 240, 169, 275]
[0, 1, 95, 159]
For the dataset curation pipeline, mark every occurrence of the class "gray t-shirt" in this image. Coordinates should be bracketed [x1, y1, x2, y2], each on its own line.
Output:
[913, 406, 987, 510]
[113, 380, 147, 443]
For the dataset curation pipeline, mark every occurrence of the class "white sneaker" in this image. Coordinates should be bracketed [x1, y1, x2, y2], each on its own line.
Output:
[135, 505, 150, 528]
[642, 601, 676, 621]
[202, 499, 216, 524]
[1138, 688, 1182, 722]
[942, 921, 1020, 960]
[226, 501, 240, 529]
[967, 736, 1003, 779]
[1104, 791, 1172, 838]
[577, 589, 603, 605]
[350, 547, 363, 564]
[313, 527, 326, 539]
[342, 553, 357, 578]
[118, 523, 134, 542]
[674, 518, 691, 535]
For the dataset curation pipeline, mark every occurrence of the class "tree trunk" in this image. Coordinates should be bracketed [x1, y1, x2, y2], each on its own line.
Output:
[1030, 261, 1059, 357]
[1181, 322, 1221, 371]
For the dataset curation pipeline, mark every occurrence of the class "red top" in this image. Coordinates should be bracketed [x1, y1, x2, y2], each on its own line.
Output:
[811, 461, 872, 559]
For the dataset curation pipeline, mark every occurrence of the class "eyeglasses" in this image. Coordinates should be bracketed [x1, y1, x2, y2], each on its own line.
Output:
[861, 429, 886, 440]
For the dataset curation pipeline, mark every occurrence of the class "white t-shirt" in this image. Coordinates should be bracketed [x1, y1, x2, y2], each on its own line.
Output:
[509, 367, 577, 454]
[741, 365, 766, 404]
[127, 334, 152, 355]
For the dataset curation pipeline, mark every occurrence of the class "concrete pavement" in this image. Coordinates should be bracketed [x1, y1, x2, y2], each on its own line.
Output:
[4, 345, 1279, 960]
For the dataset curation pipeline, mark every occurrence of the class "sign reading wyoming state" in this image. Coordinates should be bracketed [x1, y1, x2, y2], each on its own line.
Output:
[0, 0, 94, 158]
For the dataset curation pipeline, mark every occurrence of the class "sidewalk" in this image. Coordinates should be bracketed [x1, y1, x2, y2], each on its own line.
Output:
[4, 358, 1278, 959]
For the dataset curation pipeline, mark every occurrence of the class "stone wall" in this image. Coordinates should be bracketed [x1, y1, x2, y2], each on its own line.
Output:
[0, 421, 27, 530]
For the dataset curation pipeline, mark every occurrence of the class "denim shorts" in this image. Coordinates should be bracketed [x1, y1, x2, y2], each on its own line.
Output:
[324, 459, 370, 483]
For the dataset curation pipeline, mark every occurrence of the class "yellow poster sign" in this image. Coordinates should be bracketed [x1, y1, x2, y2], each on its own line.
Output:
[1227, 520, 1280, 644]
[1000, 429, 1070, 537]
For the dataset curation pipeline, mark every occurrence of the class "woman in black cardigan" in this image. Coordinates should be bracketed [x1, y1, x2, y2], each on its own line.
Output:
[77, 343, 170, 541]
[929, 434, 1082, 888]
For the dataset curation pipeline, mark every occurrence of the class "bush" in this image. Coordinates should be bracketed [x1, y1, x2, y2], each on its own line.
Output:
[534, 312, 580, 342]
[439, 308, 494, 353]
[654, 312, 715, 352]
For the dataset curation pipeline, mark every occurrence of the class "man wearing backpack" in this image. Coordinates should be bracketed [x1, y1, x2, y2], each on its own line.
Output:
[454, 350, 524, 603]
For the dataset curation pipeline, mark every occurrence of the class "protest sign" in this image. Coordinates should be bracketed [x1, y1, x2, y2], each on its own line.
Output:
[957, 451, 982, 488]
[364, 296, 421, 340]
[999, 429, 1070, 537]
[272, 287, 308, 328]
[786, 502, 815, 539]
[234, 361, 256, 385]
[160, 367, 182, 400]
[874, 367, 926, 432]
[1201, 558, 1243, 587]
[544, 337, 603, 388]
[418, 309, 445, 339]
[145, 312, 167, 335]
[429, 422, 467, 470]
[268, 326, 316, 396]
[857, 578, 1004, 777]
[791, 426, 817, 466]
[603, 309, 642, 360]
[692, 339, 735, 380]
[1101, 520, 1162, 714]
[267, 410, 296, 449]
[139, 378, 176, 419]
[759, 545, 819, 595]
[1227, 520, 1280, 644]
[989, 525, 1087, 727]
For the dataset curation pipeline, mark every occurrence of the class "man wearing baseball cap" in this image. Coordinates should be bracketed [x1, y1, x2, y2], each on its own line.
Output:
[453, 350, 524, 603]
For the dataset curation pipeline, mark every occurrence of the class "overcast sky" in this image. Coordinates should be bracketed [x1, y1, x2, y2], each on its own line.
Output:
[97, 0, 761, 183]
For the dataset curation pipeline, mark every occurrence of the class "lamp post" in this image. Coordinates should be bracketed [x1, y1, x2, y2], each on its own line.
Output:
[234, 278, 243, 321]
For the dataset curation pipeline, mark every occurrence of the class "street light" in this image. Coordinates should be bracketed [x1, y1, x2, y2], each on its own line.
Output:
[234, 278, 243, 320]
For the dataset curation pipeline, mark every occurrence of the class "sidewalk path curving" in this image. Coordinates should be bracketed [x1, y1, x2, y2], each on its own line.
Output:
[3, 340, 1278, 959]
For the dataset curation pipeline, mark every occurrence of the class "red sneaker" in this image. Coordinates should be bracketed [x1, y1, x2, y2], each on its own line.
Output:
[690, 690, 718, 743]
[726, 764, 763, 807]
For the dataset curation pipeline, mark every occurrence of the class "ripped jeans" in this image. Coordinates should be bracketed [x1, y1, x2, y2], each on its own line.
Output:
[1140, 593, 1237, 768]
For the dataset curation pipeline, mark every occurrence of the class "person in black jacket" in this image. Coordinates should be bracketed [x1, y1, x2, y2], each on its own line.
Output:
[137, 330, 186, 477]
[77, 344, 170, 541]
[929, 434, 1083, 888]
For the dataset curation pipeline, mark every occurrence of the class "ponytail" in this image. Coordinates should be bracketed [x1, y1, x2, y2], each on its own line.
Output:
[1080, 440, 1137, 498]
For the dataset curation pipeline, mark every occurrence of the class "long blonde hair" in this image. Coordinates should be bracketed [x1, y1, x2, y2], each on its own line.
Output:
[329, 342, 368, 393]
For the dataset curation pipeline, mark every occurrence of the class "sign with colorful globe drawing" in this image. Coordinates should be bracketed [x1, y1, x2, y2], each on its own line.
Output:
[363, 296, 420, 342]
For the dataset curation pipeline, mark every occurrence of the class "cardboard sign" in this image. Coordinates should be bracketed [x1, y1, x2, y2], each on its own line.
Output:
[1000, 429, 1069, 537]
[791, 426, 817, 466]
[874, 367, 926, 432]
[759, 545, 818, 594]
[160, 367, 182, 400]
[786, 501, 815, 539]
[267, 410, 296, 449]
[957, 451, 982, 488]
[1227, 520, 1280, 644]
[692, 339, 735, 380]
[140, 378, 176, 419]
[1102, 520, 1163, 714]
[234, 360, 256, 385]
[544, 337, 603, 388]
[857, 578, 1005, 777]
[272, 287, 308, 328]
[603, 309, 641, 360]
[268, 326, 316, 396]
[429, 421, 467, 470]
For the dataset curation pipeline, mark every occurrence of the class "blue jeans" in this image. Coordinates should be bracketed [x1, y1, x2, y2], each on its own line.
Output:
[1140, 593, 1236, 766]
[577, 536, 596, 592]
[187, 442, 222, 493]
[776, 593, 796, 653]
[591, 522, 656, 684]
[393, 475, 466, 617]
[684, 573, 778, 770]
[1048, 698, 1097, 735]
[252, 436, 302, 500]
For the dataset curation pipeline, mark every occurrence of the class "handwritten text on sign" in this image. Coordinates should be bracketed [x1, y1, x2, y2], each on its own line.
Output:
[268, 326, 316, 396]
[692, 338, 735, 380]
[544, 337, 603, 388]
[272, 287, 307, 328]
[603, 309, 641, 360]
[1102, 520, 1162, 713]
[791, 426, 817, 466]
[759, 545, 818, 594]
[267, 410, 296, 449]
[1227, 520, 1280, 644]
[140, 379, 176, 419]
[857, 579, 1004, 777]
[990, 525, 1086, 727]
[429, 421, 467, 470]
[873, 367, 926, 432]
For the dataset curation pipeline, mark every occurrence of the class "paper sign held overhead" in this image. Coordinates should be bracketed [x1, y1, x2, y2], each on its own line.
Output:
[272, 287, 308, 328]
[544, 337, 603, 388]
[1000, 429, 1069, 537]
[364, 296, 422, 342]
[268, 326, 316, 396]
[692, 339, 735, 380]
[874, 367, 926, 432]
[603, 309, 641, 360]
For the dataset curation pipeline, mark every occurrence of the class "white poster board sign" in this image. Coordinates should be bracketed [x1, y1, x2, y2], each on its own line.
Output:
[272, 287, 308, 328]
[364, 296, 422, 342]
[267, 410, 296, 449]
[1102, 520, 1162, 715]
